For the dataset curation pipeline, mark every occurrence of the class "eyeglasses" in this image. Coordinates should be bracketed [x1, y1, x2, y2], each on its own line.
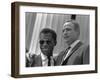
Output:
[39, 40, 52, 45]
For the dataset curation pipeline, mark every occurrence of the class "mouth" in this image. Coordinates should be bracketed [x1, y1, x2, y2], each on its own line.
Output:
[63, 36, 69, 39]
[41, 48, 49, 51]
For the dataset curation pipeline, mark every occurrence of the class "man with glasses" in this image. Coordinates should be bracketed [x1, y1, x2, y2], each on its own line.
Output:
[26, 28, 57, 67]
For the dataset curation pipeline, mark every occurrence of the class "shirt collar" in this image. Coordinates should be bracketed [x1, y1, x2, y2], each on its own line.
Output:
[41, 52, 53, 61]
[41, 52, 47, 61]
[70, 40, 80, 49]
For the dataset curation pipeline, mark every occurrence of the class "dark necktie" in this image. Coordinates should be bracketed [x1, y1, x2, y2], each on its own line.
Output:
[48, 56, 51, 66]
[62, 46, 71, 65]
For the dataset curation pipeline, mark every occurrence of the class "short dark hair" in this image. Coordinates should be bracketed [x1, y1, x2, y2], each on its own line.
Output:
[39, 28, 57, 43]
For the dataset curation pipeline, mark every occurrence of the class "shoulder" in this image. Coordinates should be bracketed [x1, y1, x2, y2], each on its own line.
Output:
[83, 44, 89, 52]
[81, 43, 89, 50]
[79, 43, 89, 57]
[81, 43, 90, 64]
[76, 41, 89, 50]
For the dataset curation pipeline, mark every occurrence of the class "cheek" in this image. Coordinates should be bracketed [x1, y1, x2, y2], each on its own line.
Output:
[67, 31, 73, 37]
[70, 32, 77, 39]
[68, 33, 75, 39]
[40, 45, 42, 49]
[49, 44, 55, 49]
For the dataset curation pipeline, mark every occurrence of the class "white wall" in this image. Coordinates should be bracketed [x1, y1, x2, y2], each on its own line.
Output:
[0, 0, 100, 80]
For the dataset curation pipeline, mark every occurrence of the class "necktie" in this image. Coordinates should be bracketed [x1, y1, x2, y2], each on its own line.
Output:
[62, 46, 71, 65]
[48, 56, 51, 66]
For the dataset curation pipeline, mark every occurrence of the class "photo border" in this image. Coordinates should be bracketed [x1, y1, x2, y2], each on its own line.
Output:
[11, 2, 98, 78]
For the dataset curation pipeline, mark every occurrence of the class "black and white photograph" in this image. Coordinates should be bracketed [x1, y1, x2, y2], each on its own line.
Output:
[25, 13, 90, 67]
[11, 2, 97, 78]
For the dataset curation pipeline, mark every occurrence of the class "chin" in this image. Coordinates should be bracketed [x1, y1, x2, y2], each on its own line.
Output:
[65, 40, 72, 45]
[42, 51, 48, 54]
[65, 40, 70, 43]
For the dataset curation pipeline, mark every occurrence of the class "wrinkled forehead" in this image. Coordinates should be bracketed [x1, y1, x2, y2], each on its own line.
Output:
[63, 22, 74, 30]
[39, 33, 53, 40]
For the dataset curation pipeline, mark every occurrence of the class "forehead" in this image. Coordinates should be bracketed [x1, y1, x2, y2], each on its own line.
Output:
[63, 22, 74, 29]
[40, 33, 53, 40]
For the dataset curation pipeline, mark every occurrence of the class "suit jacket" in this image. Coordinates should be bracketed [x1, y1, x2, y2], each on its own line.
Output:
[26, 54, 56, 67]
[31, 55, 42, 67]
[55, 41, 89, 65]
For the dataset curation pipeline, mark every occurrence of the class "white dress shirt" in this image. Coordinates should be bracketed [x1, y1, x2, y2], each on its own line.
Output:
[41, 53, 54, 66]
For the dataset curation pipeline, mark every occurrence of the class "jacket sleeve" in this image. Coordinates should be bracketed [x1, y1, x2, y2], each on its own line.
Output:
[82, 45, 90, 64]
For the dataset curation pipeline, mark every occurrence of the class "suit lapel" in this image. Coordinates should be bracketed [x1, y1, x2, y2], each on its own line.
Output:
[62, 41, 83, 65]
[56, 51, 65, 65]
[68, 41, 83, 58]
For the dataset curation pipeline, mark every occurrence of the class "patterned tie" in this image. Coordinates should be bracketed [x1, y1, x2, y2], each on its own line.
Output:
[62, 46, 71, 65]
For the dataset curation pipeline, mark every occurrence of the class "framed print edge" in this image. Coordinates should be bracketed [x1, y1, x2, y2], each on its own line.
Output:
[95, 6, 98, 73]
[11, 1, 98, 78]
[11, 2, 20, 78]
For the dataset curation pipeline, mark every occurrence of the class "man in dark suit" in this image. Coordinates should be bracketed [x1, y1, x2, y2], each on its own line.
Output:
[55, 20, 89, 65]
[26, 28, 57, 67]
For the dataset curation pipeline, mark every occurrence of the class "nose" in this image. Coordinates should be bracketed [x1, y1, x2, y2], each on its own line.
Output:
[42, 41, 48, 47]
[63, 29, 68, 35]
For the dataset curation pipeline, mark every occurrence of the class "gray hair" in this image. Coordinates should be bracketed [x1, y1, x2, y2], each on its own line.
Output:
[63, 20, 80, 35]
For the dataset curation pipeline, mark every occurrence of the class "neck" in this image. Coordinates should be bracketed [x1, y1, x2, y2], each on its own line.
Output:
[47, 54, 53, 57]
[67, 39, 78, 46]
